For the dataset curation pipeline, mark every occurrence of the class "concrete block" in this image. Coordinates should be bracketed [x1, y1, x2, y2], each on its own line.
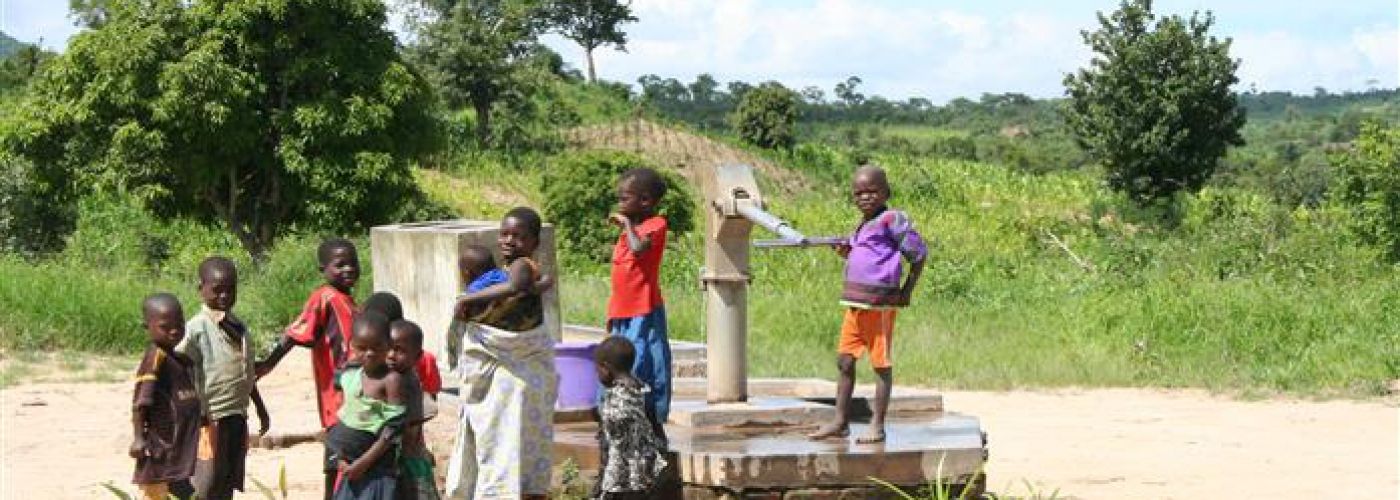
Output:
[669, 398, 836, 428]
[370, 220, 561, 366]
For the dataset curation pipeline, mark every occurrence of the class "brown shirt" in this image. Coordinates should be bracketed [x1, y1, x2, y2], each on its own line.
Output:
[131, 345, 202, 484]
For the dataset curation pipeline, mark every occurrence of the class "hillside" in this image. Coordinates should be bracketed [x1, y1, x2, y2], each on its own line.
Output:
[0, 32, 23, 59]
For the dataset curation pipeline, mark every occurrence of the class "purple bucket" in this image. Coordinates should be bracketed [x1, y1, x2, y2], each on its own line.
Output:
[554, 340, 600, 410]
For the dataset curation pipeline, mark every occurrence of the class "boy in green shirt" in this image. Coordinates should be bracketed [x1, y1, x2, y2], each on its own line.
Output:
[178, 257, 270, 500]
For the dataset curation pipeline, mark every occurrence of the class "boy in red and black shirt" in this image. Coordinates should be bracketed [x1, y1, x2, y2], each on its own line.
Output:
[256, 238, 360, 500]
[606, 168, 671, 437]
[130, 293, 201, 500]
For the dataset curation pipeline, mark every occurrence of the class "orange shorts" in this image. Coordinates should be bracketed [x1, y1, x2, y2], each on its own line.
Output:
[838, 308, 897, 368]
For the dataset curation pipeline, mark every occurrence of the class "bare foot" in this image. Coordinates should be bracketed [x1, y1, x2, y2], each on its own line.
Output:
[807, 422, 849, 440]
[856, 427, 886, 444]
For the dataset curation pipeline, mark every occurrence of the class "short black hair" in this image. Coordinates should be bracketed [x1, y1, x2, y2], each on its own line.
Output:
[198, 256, 238, 283]
[352, 310, 391, 345]
[362, 292, 404, 322]
[593, 336, 636, 374]
[504, 207, 543, 239]
[390, 319, 424, 349]
[620, 167, 667, 201]
[142, 292, 182, 318]
[318, 238, 357, 267]
[460, 245, 496, 271]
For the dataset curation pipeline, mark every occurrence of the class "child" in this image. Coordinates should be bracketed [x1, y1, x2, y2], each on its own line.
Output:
[446, 207, 557, 500]
[449, 244, 550, 371]
[593, 336, 669, 500]
[606, 168, 672, 437]
[808, 165, 927, 444]
[363, 292, 442, 403]
[257, 237, 361, 499]
[389, 320, 441, 500]
[130, 293, 201, 500]
[326, 312, 406, 500]
[178, 257, 270, 500]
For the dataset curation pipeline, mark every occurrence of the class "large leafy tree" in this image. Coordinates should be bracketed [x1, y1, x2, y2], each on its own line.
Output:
[5, 0, 441, 258]
[1063, 0, 1245, 202]
[731, 81, 799, 150]
[1334, 122, 1400, 261]
[546, 0, 636, 83]
[409, 0, 547, 147]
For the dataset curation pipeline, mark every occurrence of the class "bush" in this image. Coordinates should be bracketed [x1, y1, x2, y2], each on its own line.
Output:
[731, 82, 799, 150]
[542, 151, 695, 262]
[1063, 0, 1245, 201]
[0, 152, 72, 255]
[1333, 122, 1400, 260]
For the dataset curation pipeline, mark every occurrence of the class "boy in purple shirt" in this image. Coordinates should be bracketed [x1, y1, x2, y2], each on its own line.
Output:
[809, 165, 927, 444]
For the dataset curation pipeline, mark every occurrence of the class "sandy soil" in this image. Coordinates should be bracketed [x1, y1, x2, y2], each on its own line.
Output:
[2, 352, 1396, 499]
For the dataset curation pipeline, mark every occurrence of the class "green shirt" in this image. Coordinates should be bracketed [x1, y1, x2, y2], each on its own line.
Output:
[177, 306, 256, 420]
[336, 366, 406, 434]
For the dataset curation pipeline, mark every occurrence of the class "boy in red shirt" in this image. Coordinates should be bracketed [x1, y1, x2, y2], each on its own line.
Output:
[256, 238, 360, 500]
[606, 168, 671, 437]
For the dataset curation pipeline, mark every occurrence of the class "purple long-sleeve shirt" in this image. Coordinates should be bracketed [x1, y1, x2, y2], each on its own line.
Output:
[841, 208, 927, 308]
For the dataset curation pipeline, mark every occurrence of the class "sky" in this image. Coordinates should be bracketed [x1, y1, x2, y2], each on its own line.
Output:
[3, 0, 1396, 103]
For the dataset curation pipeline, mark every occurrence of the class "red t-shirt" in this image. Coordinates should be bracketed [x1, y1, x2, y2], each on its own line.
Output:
[415, 351, 442, 396]
[607, 215, 667, 319]
[284, 285, 357, 429]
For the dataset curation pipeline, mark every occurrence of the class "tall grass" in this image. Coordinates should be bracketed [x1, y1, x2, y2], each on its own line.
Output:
[0, 197, 374, 352]
[4, 146, 1397, 396]
[565, 153, 1400, 395]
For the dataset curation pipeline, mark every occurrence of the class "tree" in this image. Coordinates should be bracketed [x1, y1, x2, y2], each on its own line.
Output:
[410, 0, 548, 147]
[1334, 122, 1400, 261]
[542, 151, 693, 261]
[1063, 0, 1245, 202]
[834, 75, 865, 107]
[546, 0, 636, 83]
[69, 0, 111, 28]
[731, 81, 799, 150]
[4, 0, 441, 258]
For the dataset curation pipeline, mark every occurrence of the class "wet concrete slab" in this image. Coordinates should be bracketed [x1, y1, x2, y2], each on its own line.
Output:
[669, 397, 837, 428]
[671, 378, 945, 417]
[554, 413, 987, 490]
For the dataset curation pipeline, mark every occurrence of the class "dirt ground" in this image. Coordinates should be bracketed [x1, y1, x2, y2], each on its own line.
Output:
[2, 352, 1396, 499]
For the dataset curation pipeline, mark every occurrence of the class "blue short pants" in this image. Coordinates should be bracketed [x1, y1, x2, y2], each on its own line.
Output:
[606, 306, 671, 424]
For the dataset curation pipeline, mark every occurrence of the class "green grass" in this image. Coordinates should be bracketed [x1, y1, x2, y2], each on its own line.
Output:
[3, 141, 1398, 397]
[563, 153, 1400, 395]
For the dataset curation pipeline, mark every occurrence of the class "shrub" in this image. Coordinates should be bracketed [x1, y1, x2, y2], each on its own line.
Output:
[1063, 0, 1245, 202]
[731, 82, 800, 150]
[542, 150, 695, 262]
[1333, 122, 1400, 260]
[0, 151, 72, 255]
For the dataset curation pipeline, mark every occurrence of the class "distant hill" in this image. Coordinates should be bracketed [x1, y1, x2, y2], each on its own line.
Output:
[0, 31, 24, 59]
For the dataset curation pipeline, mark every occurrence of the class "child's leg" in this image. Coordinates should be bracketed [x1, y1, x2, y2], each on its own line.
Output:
[857, 309, 896, 444]
[642, 307, 672, 425]
[323, 446, 338, 500]
[808, 353, 856, 439]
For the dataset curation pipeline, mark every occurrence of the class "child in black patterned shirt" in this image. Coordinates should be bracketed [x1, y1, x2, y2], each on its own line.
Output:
[592, 336, 668, 499]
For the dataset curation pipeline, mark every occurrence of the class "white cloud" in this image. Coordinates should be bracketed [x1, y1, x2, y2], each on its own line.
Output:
[1233, 26, 1398, 93]
[554, 0, 1096, 102]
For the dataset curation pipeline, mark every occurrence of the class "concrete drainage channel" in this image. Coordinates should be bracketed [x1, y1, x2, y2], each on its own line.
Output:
[555, 325, 988, 499]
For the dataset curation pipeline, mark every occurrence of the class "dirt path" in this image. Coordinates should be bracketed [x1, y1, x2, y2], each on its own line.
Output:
[2, 353, 1395, 499]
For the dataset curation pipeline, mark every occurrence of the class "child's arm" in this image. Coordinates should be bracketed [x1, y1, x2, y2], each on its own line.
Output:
[251, 385, 270, 436]
[129, 406, 149, 459]
[893, 212, 929, 306]
[342, 372, 406, 480]
[453, 259, 538, 318]
[899, 258, 926, 306]
[609, 214, 651, 254]
[257, 293, 329, 377]
[255, 337, 294, 378]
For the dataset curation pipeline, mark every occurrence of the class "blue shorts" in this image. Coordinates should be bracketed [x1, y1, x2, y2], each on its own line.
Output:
[607, 306, 671, 424]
